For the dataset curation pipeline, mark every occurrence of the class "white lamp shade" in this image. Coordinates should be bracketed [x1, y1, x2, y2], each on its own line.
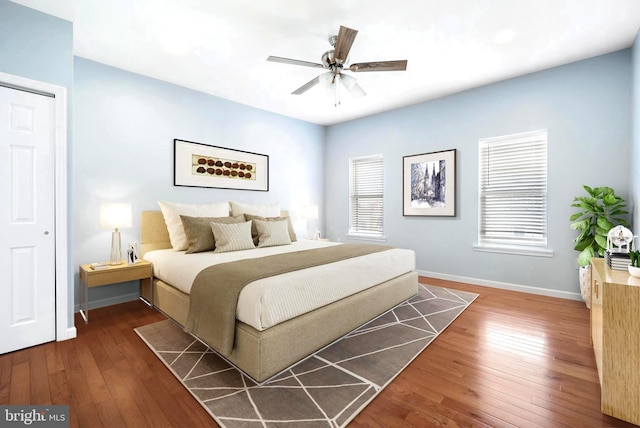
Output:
[100, 203, 132, 229]
[318, 72, 334, 88]
[302, 205, 319, 220]
[340, 73, 356, 89]
[339, 74, 366, 97]
[319, 72, 338, 96]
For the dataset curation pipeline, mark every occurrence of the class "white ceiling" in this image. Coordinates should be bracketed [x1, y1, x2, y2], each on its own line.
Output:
[11, 0, 640, 125]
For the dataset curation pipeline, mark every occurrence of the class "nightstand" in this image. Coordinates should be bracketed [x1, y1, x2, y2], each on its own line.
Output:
[79, 260, 153, 323]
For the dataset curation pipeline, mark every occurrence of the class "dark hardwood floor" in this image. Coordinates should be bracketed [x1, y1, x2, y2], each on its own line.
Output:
[0, 277, 636, 427]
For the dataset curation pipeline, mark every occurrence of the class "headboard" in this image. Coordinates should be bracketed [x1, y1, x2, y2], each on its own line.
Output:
[140, 209, 291, 257]
[140, 211, 172, 256]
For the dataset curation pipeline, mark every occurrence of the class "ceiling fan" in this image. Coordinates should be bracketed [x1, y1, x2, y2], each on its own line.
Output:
[267, 25, 407, 105]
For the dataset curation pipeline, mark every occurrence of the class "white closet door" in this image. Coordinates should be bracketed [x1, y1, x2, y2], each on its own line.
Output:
[0, 85, 56, 354]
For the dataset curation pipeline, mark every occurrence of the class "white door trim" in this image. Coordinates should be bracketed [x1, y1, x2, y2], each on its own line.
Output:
[0, 71, 75, 342]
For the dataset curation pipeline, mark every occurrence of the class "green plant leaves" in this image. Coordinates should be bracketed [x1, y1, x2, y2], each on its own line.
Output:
[594, 234, 608, 251]
[570, 184, 629, 267]
[573, 237, 592, 251]
[570, 218, 589, 231]
[578, 247, 595, 266]
[596, 216, 614, 231]
[569, 212, 585, 222]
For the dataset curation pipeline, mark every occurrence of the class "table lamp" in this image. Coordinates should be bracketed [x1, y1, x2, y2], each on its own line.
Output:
[302, 204, 319, 239]
[100, 203, 132, 265]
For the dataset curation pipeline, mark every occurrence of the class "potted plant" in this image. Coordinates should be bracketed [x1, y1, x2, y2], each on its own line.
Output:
[570, 185, 629, 307]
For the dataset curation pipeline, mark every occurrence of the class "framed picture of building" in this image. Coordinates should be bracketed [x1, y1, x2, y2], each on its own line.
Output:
[403, 149, 456, 216]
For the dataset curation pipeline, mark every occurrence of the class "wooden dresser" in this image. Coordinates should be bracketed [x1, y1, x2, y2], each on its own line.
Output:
[590, 258, 640, 425]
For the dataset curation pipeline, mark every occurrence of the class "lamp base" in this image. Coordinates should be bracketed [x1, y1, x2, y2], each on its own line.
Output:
[110, 229, 123, 265]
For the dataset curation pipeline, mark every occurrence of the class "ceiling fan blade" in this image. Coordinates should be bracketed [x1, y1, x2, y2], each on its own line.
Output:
[339, 74, 366, 97]
[348, 60, 408, 72]
[291, 76, 320, 95]
[334, 26, 358, 64]
[267, 56, 325, 69]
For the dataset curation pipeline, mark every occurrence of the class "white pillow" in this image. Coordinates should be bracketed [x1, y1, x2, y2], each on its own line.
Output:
[230, 201, 280, 217]
[210, 221, 255, 253]
[158, 200, 229, 250]
[254, 219, 292, 248]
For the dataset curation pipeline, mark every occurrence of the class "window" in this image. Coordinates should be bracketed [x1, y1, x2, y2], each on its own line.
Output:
[348, 154, 384, 239]
[477, 130, 551, 255]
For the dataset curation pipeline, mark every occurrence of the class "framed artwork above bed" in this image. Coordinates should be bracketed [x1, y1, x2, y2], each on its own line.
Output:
[174, 139, 269, 191]
[403, 149, 456, 217]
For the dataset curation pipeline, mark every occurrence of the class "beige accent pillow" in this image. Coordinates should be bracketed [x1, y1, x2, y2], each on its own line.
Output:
[158, 200, 229, 250]
[254, 219, 292, 248]
[180, 215, 244, 254]
[230, 201, 280, 217]
[243, 214, 297, 245]
[210, 221, 255, 253]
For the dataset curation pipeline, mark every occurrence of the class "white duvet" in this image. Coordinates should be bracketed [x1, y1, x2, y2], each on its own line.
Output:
[144, 240, 415, 331]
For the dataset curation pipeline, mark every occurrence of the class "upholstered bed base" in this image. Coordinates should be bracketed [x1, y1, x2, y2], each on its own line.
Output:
[142, 271, 417, 381]
[140, 210, 418, 382]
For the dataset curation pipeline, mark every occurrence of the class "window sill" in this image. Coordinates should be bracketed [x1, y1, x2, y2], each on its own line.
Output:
[473, 244, 554, 258]
[346, 233, 387, 243]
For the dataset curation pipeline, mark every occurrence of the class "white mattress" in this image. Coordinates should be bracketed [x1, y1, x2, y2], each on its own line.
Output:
[144, 240, 415, 331]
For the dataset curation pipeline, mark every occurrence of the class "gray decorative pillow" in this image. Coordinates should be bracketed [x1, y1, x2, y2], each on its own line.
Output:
[180, 215, 244, 254]
[243, 214, 297, 245]
[158, 200, 229, 250]
[210, 221, 255, 253]
[254, 219, 292, 248]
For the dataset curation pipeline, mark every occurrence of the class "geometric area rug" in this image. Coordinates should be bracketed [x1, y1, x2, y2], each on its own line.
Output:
[135, 284, 478, 428]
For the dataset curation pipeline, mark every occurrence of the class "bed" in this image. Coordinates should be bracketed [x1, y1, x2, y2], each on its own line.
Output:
[140, 209, 418, 382]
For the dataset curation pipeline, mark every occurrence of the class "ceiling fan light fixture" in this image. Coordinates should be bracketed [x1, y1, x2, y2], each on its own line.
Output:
[340, 73, 356, 90]
[340, 74, 366, 98]
[318, 72, 341, 106]
[319, 72, 335, 88]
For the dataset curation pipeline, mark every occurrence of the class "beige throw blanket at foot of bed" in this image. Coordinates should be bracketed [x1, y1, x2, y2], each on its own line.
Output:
[185, 243, 392, 356]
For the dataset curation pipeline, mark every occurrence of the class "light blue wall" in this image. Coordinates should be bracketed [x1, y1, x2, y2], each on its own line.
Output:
[632, 30, 640, 234]
[0, 0, 75, 327]
[73, 58, 325, 307]
[0, 0, 72, 88]
[325, 50, 632, 296]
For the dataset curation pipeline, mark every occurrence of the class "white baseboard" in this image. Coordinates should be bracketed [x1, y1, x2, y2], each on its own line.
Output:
[62, 327, 77, 341]
[417, 269, 582, 301]
[74, 292, 140, 312]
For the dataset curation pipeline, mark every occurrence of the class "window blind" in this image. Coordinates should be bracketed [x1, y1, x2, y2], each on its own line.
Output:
[479, 130, 548, 247]
[349, 155, 384, 237]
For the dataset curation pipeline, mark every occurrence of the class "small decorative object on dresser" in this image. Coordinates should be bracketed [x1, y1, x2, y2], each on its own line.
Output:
[603, 226, 635, 272]
[628, 264, 640, 277]
[628, 250, 640, 277]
